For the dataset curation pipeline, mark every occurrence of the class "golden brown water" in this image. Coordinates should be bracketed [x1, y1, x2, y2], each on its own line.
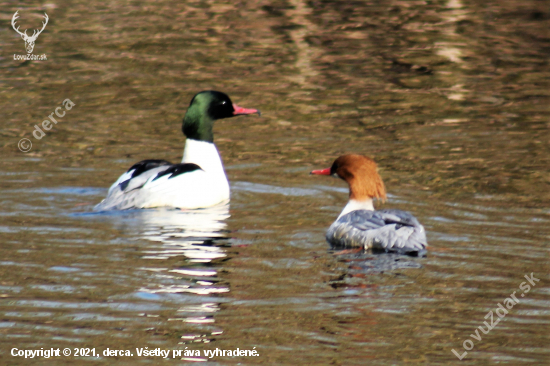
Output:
[1, 0, 549, 364]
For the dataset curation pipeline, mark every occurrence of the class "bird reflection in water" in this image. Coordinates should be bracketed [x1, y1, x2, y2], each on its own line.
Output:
[114, 204, 231, 348]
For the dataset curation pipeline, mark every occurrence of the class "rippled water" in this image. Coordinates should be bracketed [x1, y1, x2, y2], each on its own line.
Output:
[1, 0, 549, 364]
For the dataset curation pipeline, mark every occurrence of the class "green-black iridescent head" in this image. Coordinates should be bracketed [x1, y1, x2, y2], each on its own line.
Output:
[182, 91, 260, 143]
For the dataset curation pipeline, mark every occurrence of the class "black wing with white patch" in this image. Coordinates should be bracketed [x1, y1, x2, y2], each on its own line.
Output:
[152, 163, 202, 181]
[120, 159, 172, 190]
[127, 159, 172, 178]
[97, 159, 202, 211]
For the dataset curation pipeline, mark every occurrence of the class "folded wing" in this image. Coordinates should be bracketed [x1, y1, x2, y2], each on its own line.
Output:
[95, 160, 204, 211]
[327, 209, 427, 254]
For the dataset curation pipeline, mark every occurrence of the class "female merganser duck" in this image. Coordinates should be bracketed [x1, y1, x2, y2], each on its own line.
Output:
[311, 154, 428, 255]
[95, 91, 260, 211]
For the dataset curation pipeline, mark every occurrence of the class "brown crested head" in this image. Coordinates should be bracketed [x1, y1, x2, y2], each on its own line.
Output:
[329, 154, 386, 201]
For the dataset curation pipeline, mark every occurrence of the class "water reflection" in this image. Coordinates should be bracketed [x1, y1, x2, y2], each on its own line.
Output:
[133, 206, 230, 260]
[3, 0, 550, 363]
[331, 250, 423, 279]
[100, 205, 231, 352]
[285, 0, 323, 88]
[437, 0, 469, 102]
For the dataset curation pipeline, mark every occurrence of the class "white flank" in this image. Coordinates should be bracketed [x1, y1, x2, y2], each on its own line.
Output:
[137, 139, 229, 209]
[95, 139, 230, 210]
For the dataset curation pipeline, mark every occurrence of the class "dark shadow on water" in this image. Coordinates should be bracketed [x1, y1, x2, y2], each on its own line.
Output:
[331, 248, 424, 278]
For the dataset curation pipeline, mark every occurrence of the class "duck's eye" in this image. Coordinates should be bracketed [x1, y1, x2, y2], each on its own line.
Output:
[221, 101, 226, 105]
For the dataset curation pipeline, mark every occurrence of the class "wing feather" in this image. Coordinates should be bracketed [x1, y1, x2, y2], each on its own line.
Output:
[326, 209, 427, 255]
[95, 161, 205, 211]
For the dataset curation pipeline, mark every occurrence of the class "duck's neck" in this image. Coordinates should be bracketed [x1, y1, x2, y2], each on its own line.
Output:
[337, 198, 374, 219]
[182, 112, 214, 143]
[182, 139, 225, 176]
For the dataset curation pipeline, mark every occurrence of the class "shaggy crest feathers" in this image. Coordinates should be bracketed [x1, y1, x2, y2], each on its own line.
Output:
[332, 154, 387, 202]
[312, 153, 427, 254]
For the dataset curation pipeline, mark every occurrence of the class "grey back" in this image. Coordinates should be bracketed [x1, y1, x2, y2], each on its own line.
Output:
[326, 209, 427, 255]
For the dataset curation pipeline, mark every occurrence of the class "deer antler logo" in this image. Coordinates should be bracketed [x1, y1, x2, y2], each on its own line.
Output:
[11, 11, 49, 54]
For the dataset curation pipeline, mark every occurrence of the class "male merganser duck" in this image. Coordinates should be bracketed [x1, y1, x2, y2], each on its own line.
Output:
[94, 91, 260, 211]
[311, 154, 428, 255]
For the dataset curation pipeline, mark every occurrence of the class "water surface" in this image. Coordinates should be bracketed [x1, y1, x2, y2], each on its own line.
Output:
[1, 0, 549, 364]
